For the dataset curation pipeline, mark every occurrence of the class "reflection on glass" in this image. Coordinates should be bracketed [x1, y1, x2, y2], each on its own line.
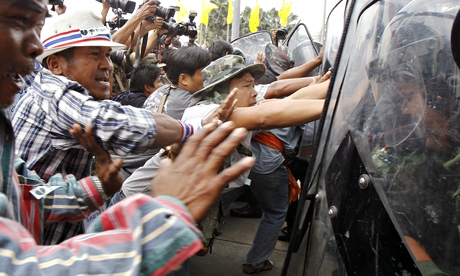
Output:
[363, 1, 460, 275]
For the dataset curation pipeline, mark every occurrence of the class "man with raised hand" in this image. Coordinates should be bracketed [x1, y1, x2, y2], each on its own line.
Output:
[0, 1, 254, 274]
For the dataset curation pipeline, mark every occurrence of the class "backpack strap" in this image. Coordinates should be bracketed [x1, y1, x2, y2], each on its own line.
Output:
[114, 72, 127, 93]
[157, 85, 172, 114]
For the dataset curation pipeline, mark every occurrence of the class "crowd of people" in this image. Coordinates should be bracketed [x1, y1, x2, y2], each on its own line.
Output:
[0, 0, 330, 275]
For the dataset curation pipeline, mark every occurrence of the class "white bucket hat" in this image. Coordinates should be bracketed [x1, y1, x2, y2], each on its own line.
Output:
[37, 8, 126, 63]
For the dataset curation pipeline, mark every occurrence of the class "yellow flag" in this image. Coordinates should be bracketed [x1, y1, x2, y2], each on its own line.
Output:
[177, 0, 188, 23]
[278, 1, 293, 26]
[200, 0, 218, 26]
[249, 1, 260, 32]
[227, 0, 233, 25]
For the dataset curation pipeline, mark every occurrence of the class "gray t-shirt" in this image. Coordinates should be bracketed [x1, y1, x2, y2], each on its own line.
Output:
[143, 85, 194, 119]
[122, 150, 165, 196]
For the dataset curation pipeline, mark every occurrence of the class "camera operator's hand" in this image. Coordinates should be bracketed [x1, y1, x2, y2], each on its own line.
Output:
[164, 33, 174, 44]
[158, 28, 169, 37]
[54, 4, 67, 15]
[102, 0, 111, 10]
[271, 29, 278, 47]
[134, 0, 157, 22]
[140, 19, 157, 36]
[152, 17, 164, 30]
[100, 0, 111, 25]
[112, 0, 157, 46]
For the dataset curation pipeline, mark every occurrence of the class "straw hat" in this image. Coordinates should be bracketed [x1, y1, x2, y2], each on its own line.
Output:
[37, 8, 126, 62]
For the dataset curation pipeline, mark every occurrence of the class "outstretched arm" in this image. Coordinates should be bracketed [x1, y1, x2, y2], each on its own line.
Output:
[263, 77, 317, 99]
[229, 99, 324, 131]
[277, 46, 324, 80]
[286, 79, 330, 100]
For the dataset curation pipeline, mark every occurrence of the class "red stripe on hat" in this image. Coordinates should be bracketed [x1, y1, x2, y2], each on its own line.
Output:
[42, 29, 80, 45]
[43, 37, 112, 50]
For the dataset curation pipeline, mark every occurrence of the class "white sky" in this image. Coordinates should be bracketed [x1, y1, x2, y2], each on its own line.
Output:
[63, 0, 336, 36]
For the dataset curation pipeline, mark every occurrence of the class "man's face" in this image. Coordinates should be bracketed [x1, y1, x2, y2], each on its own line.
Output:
[152, 76, 162, 91]
[0, 0, 46, 108]
[229, 72, 257, 108]
[184, 67, 204, 93]
[57, 46, 113, 101]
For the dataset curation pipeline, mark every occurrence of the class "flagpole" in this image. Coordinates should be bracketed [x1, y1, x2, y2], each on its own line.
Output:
[231, 0, 240, 41]
[227, 24, 230, 41]
[199, 24, 204, 45]
[321, 0, 327, 43]
[204, 25, 208, 46]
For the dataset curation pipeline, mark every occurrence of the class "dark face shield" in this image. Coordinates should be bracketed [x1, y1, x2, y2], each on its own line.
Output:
[366, 44, 427, 148]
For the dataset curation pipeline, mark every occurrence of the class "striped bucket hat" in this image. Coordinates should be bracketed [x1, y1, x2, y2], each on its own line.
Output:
[37, 8, 126, 63]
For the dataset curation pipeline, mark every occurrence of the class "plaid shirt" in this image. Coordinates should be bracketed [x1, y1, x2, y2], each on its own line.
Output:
[12, 69, 158, 244]
[1, 109, 203, 275]
[13, 68, 158, 181]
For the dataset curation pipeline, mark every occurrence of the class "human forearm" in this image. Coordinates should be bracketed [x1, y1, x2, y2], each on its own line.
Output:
[100, 8, 110, 25]
[277, 57, 322, 80]
[143, 30, 160, 59]
[111, 17, 143, 46]
[230, 99, 324, 130]
[112, 1, 157, 46]
[286, 80, 330, 100]
[150, 113, 199, 149]
[264, 77, 316, 99]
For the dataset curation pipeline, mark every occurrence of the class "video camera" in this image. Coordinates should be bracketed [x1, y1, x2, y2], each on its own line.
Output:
[95, 0, 136, 14]
[48, 0, 64, 11]
[163, 10, 198, 38]
[139, 0, 177, 24]
[276, 27, 288, 40]
[107, 17, 129, 29]
[48, 0, 64, 6]
[153, 1, 177, 21]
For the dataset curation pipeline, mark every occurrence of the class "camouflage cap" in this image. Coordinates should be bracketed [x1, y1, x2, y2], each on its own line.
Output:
[191, 55, 266, 105]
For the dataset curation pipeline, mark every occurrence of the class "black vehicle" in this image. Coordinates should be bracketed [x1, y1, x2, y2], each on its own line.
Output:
[283, 0, 460, 275]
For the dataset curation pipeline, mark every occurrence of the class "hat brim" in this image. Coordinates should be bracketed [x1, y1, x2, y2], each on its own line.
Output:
[191, 63, 266, 106]
[37, 40, 126, 63]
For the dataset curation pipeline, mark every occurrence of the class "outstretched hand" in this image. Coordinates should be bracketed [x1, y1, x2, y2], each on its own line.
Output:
[202, 88, 238, 126]
[151, 121, 255, 222]
[317, 70, 332, 83]
[255, 51, 265, 64]
[70, 124, 123, 197]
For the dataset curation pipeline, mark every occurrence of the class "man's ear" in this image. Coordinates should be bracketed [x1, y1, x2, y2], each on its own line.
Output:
[178, 72, 189, 87]
[46, 54, 65, 75]
[143, 84, 156, 97]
